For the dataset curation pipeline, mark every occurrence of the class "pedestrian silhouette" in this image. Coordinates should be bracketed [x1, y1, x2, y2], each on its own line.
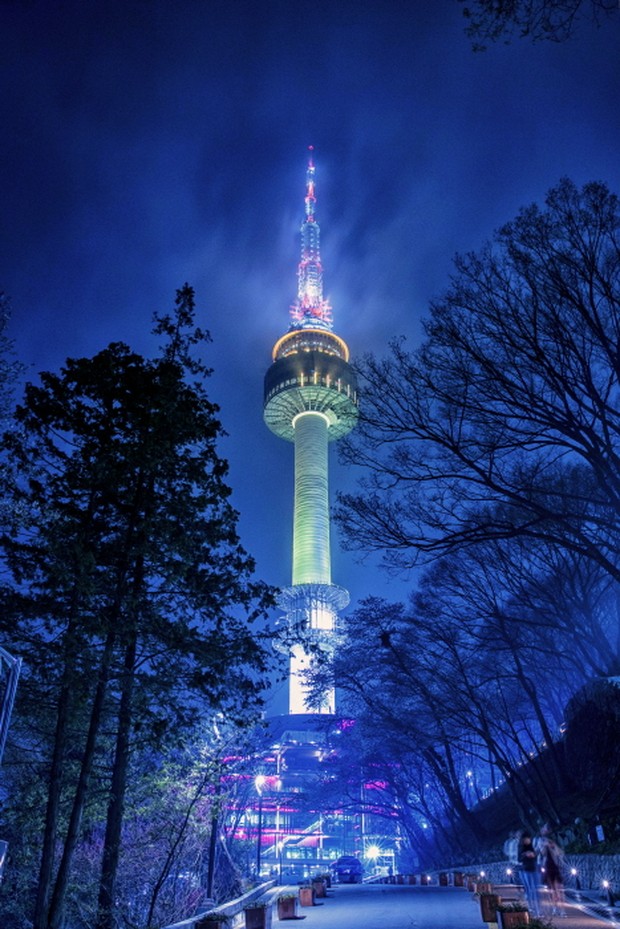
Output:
[539, 824, 566, 917]
[518, 831, 541, 917]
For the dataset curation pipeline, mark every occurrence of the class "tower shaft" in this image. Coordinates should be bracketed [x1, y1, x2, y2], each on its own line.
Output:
[293, 412, 330, 586]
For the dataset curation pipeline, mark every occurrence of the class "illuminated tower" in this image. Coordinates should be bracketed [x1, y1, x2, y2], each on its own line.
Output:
[264, 149, 358, 714]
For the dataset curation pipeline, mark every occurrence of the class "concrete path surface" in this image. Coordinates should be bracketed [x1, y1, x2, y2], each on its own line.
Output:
[292, 883, 619, 929]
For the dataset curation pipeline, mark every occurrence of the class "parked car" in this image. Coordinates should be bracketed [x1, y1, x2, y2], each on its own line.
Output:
[331, 855, 363, 883]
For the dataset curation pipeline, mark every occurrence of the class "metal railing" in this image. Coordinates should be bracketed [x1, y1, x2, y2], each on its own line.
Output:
[162, 881, 279, 929]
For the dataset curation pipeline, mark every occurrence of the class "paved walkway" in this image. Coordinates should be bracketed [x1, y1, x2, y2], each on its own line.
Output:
[292, 883, 620, 929]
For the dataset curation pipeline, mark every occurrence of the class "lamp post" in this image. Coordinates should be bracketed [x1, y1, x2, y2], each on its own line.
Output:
[255, 775, 266, 878]
[274, 773, 282, 881]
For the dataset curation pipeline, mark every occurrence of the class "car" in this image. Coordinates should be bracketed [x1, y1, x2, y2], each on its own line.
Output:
[331, 855, 363, 883]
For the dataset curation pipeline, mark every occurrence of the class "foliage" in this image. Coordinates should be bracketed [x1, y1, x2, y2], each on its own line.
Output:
[316, 539, 620, 862]
[324, 179, 620, 866]
[338, 179, 620, 584]
[458, 0, 617, 48]
[0, 285, 275, 929]
[0, 293, 24, 527]
[563, 679, 620, 791]
[333, 181, 619, 813]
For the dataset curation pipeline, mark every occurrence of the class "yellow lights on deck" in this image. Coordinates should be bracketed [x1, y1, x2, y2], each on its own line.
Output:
[272, 327, 350, 362]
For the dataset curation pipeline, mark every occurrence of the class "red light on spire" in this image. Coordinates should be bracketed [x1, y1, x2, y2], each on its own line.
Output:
[290, 149, 333, 330]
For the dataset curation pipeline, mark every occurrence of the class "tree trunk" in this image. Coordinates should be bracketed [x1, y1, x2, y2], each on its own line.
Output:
[33, 678, 71, 929]
[206, 813, 219, 900]
[97, 544, 150, 929]
[47, 476, 148, 929]
[34, 496, 99, 929]
[96, 627, 137, 929]
[47, 627, 116, 929]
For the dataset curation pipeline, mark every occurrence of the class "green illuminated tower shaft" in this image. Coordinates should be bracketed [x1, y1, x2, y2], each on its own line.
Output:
[264, 150, 358, 714]
[293, 412, 330, 585]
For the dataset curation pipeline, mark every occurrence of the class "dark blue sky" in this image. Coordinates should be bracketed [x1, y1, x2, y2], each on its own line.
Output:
[1, 1, 619, 710]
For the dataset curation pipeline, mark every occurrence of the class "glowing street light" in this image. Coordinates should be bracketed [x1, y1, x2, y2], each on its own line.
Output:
[366, 844, 381, 873]
[603, 880, 615, 906]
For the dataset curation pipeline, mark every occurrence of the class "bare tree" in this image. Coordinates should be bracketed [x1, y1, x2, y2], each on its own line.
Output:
[337, 179, 620, 584]
[458, 0, 617, 48]
[313, 526, 614, 858]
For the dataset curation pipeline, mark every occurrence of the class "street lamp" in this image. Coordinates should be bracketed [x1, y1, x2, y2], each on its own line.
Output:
[255, 774, 266, 878]
[366, 844, 381, 874]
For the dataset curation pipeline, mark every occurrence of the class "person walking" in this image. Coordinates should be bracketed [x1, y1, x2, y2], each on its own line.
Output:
[503, 829, 522, 884]
[539, 825, 567, 917]
[518, 831, 541, 917]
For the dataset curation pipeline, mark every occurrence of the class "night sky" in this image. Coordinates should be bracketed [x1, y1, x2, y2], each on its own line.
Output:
[2, 1, 619, 712]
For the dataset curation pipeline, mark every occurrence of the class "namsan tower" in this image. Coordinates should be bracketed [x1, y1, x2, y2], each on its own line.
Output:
[264, 149, 358, 715]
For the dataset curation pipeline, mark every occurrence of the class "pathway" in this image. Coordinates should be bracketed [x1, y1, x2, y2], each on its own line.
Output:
[292, 883, 619, 929]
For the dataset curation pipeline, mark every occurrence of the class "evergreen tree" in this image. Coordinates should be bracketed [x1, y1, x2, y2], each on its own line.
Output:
[0, 286, 274, 929]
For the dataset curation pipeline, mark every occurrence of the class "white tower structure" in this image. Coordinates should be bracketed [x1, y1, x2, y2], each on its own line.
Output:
[263, 149, 358, 714]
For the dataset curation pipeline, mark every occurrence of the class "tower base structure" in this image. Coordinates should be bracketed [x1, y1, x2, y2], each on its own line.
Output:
[229, 713, 362, 881]
[276, 582, 348, 714]
[225, 712, 401, 882]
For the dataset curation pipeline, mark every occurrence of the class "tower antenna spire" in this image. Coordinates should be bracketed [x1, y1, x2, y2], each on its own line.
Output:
[305, 145, 316, 219]
[290, 146, 332, 330]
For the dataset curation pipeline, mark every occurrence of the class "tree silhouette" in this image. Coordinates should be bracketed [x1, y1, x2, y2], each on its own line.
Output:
[337, 179, 620, 585]
[0, 286, 274, 929]
[459, 0, 617, 48]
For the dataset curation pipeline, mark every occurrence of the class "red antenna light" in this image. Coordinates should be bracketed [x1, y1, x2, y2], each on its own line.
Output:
[290, 149, 333, 330]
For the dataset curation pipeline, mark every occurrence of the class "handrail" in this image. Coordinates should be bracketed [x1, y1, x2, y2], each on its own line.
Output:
[420, 853, 620, 894]
[0, 645, 21, 766]
[161, 881, 276, 929]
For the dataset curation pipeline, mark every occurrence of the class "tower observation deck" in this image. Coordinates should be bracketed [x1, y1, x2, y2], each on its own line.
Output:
[264, 149, 358, 714]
